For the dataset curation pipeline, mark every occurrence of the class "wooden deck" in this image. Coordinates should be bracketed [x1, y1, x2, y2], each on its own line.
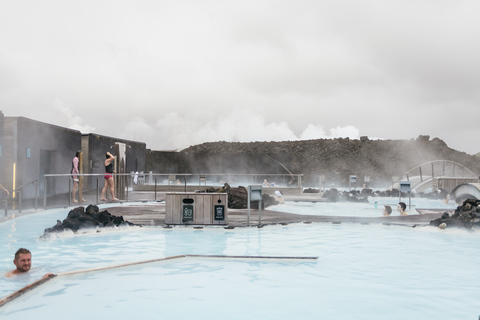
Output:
[105, 202, 448, 228]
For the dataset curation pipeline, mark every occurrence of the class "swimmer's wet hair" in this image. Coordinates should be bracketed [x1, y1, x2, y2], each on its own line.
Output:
[15, 248, 31, 260]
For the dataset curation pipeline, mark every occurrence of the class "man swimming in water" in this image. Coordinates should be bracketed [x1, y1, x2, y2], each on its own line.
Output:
[5, 248, 32, 277]
[5, 248, 54, 278]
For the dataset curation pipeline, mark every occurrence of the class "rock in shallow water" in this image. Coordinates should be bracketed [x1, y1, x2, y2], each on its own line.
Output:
[41, 205, 138, 237]
[430, 199, 480, 230]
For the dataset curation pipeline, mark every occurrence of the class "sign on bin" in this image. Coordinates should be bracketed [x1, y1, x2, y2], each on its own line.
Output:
[182, 198, 194, 222]
[214, 205, 225, 220]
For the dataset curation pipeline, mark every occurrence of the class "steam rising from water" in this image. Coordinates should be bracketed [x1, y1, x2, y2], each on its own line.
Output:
[82, 108, 358, 150]
[56, 101, 362, 150]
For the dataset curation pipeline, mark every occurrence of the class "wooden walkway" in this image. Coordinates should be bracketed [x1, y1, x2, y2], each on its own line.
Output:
[105, 202, 448, 228]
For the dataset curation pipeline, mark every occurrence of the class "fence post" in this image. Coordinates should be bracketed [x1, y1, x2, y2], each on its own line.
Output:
[35, 181, 38, 211]
[18, 191, 22, 214]
[96, 176, 99, 204]
[43, 177, 47, 209]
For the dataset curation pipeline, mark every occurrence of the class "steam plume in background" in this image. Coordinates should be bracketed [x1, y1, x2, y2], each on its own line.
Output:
[1, 1, 479, 153]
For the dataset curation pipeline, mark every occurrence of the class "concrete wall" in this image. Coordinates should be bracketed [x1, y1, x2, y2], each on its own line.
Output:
[81, 134, 146, 191]
[0, 115, 147, 201]
[2, 117, 81, 199]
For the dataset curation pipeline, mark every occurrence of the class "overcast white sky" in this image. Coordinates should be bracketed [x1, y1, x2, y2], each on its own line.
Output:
[1, 0, 479, 154]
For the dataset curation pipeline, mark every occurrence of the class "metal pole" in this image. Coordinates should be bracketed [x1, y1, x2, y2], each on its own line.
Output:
[35, 181, 38, 211]
[18, 191, 22, 214]
[259, 198, 262, 226]
[96, 176, 99, 204]
[154, 176, 157, 201]
[69, 176, 72, 206]
[247, 187, 251, 226]
[79, 152, 84, 204]
[126, 175, 129, 201]
[43, 176, 47, 209]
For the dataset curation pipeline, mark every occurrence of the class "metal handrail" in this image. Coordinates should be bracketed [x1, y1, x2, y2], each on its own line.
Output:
[2, 180, 39, 216]
[40, 172, 304, 209]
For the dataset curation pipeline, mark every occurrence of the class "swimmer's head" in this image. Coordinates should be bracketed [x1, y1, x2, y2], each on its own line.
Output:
[13, 248, 31, 273]
[384, 206, 392, 215]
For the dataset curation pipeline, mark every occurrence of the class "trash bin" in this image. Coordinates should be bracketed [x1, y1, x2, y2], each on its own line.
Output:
[166, 192, 228, 225]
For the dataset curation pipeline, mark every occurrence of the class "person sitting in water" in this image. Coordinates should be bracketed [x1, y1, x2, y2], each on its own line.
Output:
[274, 190, 285, 204]
[5, 248, 55, 278]
[5, 248, 32, 277]
[397, 202, 408, 216]
[383, 205, 392, 217]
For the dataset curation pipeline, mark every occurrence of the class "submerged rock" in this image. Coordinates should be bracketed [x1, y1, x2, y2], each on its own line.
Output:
[41, 205, 138, 237]
[429, 199, 480, 229]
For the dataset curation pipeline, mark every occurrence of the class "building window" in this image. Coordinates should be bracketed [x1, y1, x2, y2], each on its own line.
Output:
[26, 148, 31, 158]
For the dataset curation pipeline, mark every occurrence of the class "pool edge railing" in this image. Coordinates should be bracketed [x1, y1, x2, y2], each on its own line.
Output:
[0, 254, 318, 308]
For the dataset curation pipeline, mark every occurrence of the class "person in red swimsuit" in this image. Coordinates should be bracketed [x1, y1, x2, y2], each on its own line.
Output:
[101, 152, 119, 201]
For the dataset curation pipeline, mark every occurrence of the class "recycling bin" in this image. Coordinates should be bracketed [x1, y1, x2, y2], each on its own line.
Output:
[165, 192, 228, 225]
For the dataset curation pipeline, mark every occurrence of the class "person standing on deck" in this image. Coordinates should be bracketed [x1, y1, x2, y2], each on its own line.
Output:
[101, 152, 119, 201]
[71, 151, 85, 203]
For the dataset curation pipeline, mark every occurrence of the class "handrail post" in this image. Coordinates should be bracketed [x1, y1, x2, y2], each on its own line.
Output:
[126, 174, 129, 201]
[96, 176, 99, 204]
[35, 181, 38, 211]
[69, 176, 72, 206]
[18, 191, 22, 214]
[154, 176, 157, 201]
[43, 177, 47, 209]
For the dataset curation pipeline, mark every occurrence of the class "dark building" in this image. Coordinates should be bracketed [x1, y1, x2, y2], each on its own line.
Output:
[1, 116, 81, 200]
[0, 113, 147, 204]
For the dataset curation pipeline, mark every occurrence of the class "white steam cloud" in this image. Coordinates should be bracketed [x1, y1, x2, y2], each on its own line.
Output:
[52, 99, 96, 133]
[115, 109, 362, 150]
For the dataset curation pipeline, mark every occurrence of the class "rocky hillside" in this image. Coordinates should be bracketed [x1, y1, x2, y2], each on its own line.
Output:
[182, 135, 480, 187]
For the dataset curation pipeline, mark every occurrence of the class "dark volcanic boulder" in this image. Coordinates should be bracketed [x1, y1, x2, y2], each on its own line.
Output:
[323, 189, 339, 202]
[42, 205, 138, 236]
[429, 199, 480, 229]
[303, 188, 320, 193]
[208, 183, 277, 209]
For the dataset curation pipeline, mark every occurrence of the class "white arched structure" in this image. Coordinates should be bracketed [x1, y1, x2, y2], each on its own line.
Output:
[450, 183, 480, 202]
[401, 160, 478, 193]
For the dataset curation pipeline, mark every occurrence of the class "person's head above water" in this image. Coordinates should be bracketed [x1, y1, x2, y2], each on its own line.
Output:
[11, 248, 32, 275]
[383, 205, 392, 216]
[397, 202, 407, 215]
[6, 248, 55, 279]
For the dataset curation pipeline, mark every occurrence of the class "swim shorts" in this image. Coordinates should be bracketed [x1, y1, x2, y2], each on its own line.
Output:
[104, 174, 113, 180]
